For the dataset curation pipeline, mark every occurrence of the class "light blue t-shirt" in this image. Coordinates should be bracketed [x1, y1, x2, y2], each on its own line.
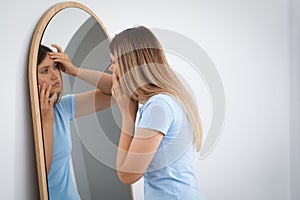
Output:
[137, 94, 205, 200]
[47, 94, 81, 200]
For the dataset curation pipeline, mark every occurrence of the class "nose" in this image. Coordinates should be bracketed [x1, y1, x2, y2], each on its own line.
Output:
[50, 69, 58, 80]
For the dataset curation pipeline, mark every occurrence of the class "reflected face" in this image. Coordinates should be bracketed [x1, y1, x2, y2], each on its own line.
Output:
[38, 53, 62, 95]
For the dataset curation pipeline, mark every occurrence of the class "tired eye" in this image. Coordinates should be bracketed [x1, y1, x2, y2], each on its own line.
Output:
[41, 69, 48, 74]
[53, 63, 59, 70]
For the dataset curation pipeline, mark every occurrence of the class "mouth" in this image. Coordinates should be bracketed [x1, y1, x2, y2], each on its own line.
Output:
[52, 82, 61, 88]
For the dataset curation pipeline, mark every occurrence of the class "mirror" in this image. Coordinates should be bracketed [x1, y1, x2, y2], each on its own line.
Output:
[28, 2, 133, 199]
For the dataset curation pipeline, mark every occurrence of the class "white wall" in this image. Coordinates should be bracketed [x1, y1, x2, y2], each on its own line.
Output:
[290, 0, 300, 199]
[0, 0, 293, 199]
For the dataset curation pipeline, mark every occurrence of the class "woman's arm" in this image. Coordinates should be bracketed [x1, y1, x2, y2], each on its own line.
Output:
[39, 83, 57, 174]
[49, 44, 112, 94]
[112, 77, 163, 184]
[49, 44, 113, 118]
[73, 68, 112, 95]
[117, 126, 164, 185]
[75, 90, 112, 118]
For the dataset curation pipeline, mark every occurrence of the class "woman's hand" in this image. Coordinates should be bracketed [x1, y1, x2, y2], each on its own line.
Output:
[111, 73, 138, 119]
[39, 83, 56, 174]
[48, 44, 79, 76]
[39, 83, 57, 126]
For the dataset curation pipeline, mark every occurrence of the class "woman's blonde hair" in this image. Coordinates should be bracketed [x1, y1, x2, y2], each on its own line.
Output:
[109, 26, 202, 151]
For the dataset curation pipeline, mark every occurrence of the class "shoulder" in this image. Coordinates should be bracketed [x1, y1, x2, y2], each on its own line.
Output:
[139, 94, 183, 122]
[59, 94, 75, 103]
[54, 94, 77, 120]
[54, 94, 76, 114]
[144, 94, 181, 112]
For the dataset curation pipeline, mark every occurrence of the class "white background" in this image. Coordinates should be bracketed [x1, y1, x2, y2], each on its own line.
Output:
[0, 0, 298, 199]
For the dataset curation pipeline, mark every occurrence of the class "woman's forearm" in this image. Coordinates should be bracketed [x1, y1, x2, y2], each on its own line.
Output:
[116, 116, 135, 169]
[42, 122, 54, 174]
[49, 47, 112, 94]
[75, 68, 112, 95]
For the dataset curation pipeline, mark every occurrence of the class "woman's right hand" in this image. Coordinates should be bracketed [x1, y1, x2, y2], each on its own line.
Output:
[48, 44, 79, 76]
[39, 83, 57, 126]
[111, 73, 138, 118]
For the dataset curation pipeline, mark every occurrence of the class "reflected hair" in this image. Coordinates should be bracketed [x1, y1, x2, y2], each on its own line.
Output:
[109, 26, 203, 151]
[37, 44, 63, 103]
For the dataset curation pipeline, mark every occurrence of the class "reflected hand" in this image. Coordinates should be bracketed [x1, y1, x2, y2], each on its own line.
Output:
[49, 44, 79, 76]
[39, 83, 57, 126]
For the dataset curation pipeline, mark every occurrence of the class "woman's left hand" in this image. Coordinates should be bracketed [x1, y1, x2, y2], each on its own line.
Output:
[48, 44, 79, 76]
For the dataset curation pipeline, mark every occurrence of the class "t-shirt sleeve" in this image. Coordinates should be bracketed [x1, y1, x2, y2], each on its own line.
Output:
[137, 99, 174, 135]
[58, 94, 76, 121]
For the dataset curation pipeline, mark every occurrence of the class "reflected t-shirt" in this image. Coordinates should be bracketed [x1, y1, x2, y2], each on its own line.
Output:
[47, 94, 80, 200]
[137, 94, 205, 200]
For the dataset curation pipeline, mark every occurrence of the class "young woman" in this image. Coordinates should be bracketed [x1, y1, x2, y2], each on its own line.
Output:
[109, 26, 205, 199]
[37, 44, 112, 200]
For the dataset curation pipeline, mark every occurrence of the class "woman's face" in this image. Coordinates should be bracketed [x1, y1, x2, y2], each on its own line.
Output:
[109, 53, 119, 80]
[37, 53, 62, 95]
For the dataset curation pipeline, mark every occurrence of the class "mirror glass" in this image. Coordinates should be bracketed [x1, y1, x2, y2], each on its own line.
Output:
[36, 4, 132, 200]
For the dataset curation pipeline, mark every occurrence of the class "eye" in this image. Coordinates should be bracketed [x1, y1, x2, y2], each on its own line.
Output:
[41, 68, 48, 74]
[53, 63, 59, 70]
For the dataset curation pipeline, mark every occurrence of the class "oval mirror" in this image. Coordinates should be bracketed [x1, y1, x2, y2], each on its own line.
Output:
[28, 2, 133, 199]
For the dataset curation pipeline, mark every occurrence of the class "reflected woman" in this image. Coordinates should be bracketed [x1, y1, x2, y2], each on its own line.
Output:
[109, 26, 205, 199]
[37, 44, 112, 200]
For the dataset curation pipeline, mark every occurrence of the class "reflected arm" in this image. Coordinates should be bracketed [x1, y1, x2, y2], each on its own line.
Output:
[39, 84, 56, 174]
[49, 44, 113, 94]
[75, 89, 112, 118]
[71, 67, 113, 95]
[42, 120, 54, 174]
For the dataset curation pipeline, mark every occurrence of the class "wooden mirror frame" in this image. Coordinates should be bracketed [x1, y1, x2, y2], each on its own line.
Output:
[28, 2, 109, 199]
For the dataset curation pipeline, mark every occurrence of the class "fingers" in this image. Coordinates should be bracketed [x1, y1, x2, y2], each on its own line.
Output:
[49, 44, 65, 61]
[112, 73, 120, 86]
[113, 73, 119, 83]
[112, 74, 116, 85]
[39, 83, 46, 102]
[44, 85, 52, 103]
[48, 52, 68, 72]
[111, 80, 117, 98]
[48, 50, 71, 73]
[48, 52, 65, 60]
[51, 44, 63, 53]
[111, 81, 120, 100]
[49, 92, 57, 106]
[115, 73, 120, 82]
[39, 83, 55, 106]
[111, 85, 115, 98]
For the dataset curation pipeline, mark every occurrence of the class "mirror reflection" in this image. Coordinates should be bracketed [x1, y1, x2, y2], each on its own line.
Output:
[38, 7, 132, 200]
